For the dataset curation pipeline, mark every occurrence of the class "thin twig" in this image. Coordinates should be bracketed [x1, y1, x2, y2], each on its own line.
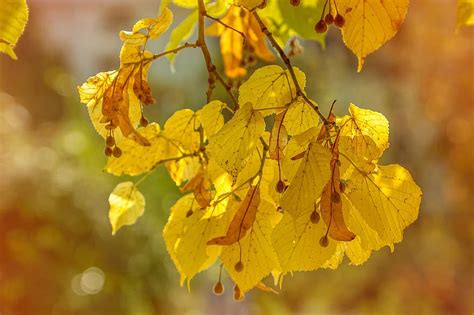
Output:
[151, 42, 198, 60]
[204, 13, 246, 39]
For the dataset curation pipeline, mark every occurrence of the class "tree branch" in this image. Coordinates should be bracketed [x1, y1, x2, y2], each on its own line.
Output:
[197, 0, 239, 109]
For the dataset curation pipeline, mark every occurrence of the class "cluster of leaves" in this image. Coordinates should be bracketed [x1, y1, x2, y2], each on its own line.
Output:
[77, 0, 424, 298]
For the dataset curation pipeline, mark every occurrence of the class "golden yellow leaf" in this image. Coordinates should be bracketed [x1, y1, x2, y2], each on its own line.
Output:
[336, 0, 409, 71]
[235, 0, 266, 10]
[280, 127, 319, 183]
[339, 103, 389, 163]
[219, 199, 281, 293]
[207, 103, 265, 178]
[163, 109, 201, 153]
[346, 164, 422, 246]
[166, 156, 202, 187]
[457, 0, 474, 30]
[196, 100, 226, 137]
[239, 65, 305, 116]
[119, 7, 173, 45]
[0, 0, 28, 60]
[283, 98, 319, 136]
[272, 207, 338, 275]
[163, 194, 200, 277]
[165, 181, 238, 284]
[109, 182, 145, 235]
[165, 10, 198, 64]
[132, 7, 173, 38]
[280, 142, 331, 218]
[342, 194, 382, 264]
[233, 131, 268, 188]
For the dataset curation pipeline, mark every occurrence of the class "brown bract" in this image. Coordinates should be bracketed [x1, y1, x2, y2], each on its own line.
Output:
[207, 186, 260, 245]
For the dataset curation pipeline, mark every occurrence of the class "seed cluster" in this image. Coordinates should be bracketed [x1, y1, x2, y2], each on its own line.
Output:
[314, 0, 346, 34]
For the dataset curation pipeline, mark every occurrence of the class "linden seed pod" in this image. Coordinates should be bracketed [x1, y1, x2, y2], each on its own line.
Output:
[324, 13, 334, 25]
[104, 146, 113, 157]
[213, 281, 224, 296]
[140, 117, 149, 127]
[276, 179, 286, 193]
[247, 55, 257, 66]
[233, 285, 244, 301]
[331, 191, 341, 204]
[319, 235, 329, 247]
[289, 0, 301, 6]
[334, 14, 345, 28]
[234, 261, 244, 272]
[310, 210, 320, 224]
[315, 20, 328, 34]
[106, 136, 115, 147]
[112, 146, 122, 158]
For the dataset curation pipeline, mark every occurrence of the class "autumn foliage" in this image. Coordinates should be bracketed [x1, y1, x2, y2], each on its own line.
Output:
[75, 0, 427, 297]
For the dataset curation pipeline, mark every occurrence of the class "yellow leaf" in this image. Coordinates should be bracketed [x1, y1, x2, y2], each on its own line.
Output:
[339, 103, 389, 163]
[165, 10, 198, 64]
[283, 98, 319, 136]
[272, 207, 337, 275]
[207, 103, 265, 178]
[233, 131, 268, 188]
[280, 127, 319, 182]
[196, 100, 226, 137]
[219, 199, 281, 293]
[342, 194, 382, 264]
[346, 164, 422, 246]
[234, 0, 266, 10]
[166, 156, 202, 187]
[105, 123, 177, 176]
[163, 109, 201, 152]
[337, 0, 409, 71]
[280, 142, 331, 218]
[457, 0, 474, 30]
[109, 182, 145, 235]
[163, 194, 200, 276]
[165, 183, 238, 284]
[129, 7, 173, 39]
[0, 0, 28, 60]
[239, 65, 305, 116]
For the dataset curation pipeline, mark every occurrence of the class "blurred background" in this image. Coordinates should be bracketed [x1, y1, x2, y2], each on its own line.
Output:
[0, 0, 472, 314]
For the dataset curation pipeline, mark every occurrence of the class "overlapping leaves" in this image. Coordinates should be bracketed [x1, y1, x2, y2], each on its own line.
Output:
[78, 4, 422, 298]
